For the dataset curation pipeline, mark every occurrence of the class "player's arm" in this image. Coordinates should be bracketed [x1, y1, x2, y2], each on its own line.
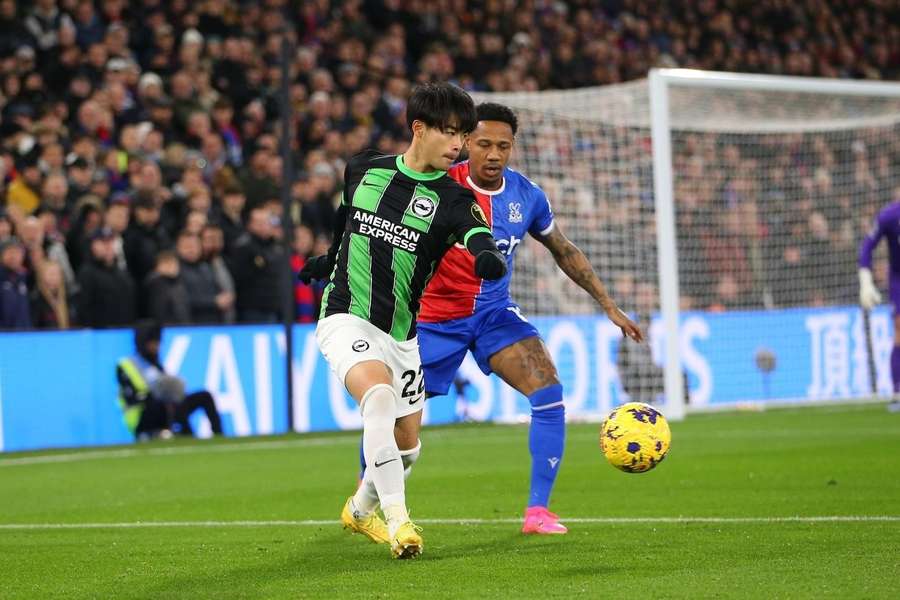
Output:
[538, 223, 643, 342]
[455, 191, 507, 280]
[466, 231, 506, 279]
[858, 214, 885, 309]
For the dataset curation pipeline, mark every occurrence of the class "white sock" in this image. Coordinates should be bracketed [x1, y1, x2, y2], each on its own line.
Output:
[383, 503, 410, 537]
[351, 475, 379, 517]
[360, 384, 406, 530]
[352, 440, 420, 516]
[400, 440, 421, 480]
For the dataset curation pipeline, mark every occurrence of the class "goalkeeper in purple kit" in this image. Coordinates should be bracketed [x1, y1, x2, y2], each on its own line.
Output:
[858, 192, 900, 412]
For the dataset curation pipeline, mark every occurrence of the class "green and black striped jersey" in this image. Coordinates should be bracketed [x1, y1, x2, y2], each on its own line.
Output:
[321, 150, 492, 341]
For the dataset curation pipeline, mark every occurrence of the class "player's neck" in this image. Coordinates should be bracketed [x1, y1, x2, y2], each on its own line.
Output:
[401, 147, 440, 174]
[468, 173, 502, 192]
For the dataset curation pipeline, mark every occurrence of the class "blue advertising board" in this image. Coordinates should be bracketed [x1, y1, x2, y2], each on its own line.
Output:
[0, 325, 289, 452]
[0, 306, 890, 452]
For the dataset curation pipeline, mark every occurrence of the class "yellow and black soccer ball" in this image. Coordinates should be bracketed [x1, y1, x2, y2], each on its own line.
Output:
[600, 402, 671, 473]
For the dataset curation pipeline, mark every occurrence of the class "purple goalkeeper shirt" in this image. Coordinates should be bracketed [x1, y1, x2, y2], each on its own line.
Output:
[859, 201, 900, 291]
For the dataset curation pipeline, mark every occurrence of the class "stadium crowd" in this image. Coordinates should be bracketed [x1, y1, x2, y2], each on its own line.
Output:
[1, 0, 900, 328]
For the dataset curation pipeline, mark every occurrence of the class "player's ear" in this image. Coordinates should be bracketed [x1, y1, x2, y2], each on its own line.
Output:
[411, 120, 425, 139]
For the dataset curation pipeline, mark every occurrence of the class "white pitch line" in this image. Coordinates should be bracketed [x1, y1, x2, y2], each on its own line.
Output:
[1, 516, 899, 530]
[0, 437, 353, 467]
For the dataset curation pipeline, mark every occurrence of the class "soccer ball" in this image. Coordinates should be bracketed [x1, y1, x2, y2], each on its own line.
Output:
[599, 402, 671, 473]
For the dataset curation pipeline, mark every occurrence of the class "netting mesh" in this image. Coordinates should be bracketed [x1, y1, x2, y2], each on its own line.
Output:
[476, 79, 900, 405]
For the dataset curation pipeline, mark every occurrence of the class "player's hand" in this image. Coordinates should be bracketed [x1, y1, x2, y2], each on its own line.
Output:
[607, 306, 644, 342]
[474, 249, 507, 280]
[859, 268, 882, 309]
[298, 255, 333, 284]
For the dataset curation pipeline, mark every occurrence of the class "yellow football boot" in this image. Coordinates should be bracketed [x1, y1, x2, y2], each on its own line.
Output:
[340, 496, 390, 544]
[390, 521, 423, 559]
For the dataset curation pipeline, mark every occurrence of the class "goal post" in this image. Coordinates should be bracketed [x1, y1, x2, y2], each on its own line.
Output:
[649, 69, 900, 420]
[474, 71, 900, 423]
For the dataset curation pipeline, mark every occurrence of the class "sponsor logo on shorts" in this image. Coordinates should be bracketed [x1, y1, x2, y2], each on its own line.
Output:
[352, 339, 369, 352]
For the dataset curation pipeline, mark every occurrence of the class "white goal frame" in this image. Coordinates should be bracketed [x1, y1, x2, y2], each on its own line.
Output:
[649, 68, 900, 422]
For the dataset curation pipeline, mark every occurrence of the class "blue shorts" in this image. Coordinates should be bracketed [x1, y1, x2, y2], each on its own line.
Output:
[416, 301, 540, 396]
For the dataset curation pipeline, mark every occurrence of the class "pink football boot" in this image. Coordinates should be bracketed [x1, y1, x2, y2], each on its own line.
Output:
[521, 507, 568, 535]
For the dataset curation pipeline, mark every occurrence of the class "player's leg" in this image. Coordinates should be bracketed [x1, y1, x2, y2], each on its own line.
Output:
[338, 360, 398, 543]
[356, 320, 470, 477]
[351, 407, 423, 520]
[474, 305, 567, 534]
[337, 326, 427, 558]
[488, 337, 567, 534]
[317, 315, 399, 549]
[345, 359, 416, 535]
[891, 312, 900, 412]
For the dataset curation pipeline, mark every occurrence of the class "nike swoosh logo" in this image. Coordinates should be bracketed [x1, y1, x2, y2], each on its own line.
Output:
[361, 180, 380, 188]
[408, 395, 420, 405]
[373, 458, 398, 468]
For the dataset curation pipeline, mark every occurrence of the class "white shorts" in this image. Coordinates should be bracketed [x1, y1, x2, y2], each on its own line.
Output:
[316, 313, 425, 418]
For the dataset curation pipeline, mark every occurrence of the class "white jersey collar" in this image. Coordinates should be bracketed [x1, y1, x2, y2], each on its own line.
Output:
[466, 175, 506, 196]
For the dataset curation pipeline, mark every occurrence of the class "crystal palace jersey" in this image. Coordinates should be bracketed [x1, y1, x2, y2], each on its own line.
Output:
[321, 151, 492, 341]
[418, 162, 554, 322]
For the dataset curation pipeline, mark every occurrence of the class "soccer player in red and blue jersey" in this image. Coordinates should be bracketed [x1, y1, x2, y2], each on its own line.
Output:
[417, 103, 644, 533]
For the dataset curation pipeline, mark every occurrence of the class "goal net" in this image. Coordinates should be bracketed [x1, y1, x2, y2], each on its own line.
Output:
[475, 71, 900, 419]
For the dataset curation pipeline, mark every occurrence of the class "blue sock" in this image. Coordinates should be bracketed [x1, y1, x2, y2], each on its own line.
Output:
[527, 384, 565, 508]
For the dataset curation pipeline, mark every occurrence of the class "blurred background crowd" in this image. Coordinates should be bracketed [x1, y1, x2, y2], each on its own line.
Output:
[1, 0, 899, 329]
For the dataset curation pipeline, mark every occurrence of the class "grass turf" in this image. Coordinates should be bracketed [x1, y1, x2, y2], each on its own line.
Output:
[1, 403, 899, 598]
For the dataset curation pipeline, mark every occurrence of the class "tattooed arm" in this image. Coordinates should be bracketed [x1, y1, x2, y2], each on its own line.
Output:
[538, 224, 644, 342]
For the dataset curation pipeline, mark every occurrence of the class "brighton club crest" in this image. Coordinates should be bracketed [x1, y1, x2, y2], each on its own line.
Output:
[508, 202, 523, 223]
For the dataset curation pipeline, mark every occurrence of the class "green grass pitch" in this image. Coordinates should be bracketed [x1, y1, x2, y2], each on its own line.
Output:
[1, 403, 899, 599]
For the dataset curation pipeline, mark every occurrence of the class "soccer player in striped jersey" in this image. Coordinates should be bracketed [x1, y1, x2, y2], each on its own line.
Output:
[417, 103, 644, 534]
[300, 83, 507, 558]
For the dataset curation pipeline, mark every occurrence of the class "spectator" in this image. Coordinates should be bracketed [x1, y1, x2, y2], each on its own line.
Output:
[143, 249, 190, 325]
[290, 223, 320, 323]
[213, 186, 246, 254]
[39, 172, 69, 222]
[200, 224, 236, 323]
[175, 231, 231, 323]
[29, 259, 72, 329]
[0, 237, 31, 329]
[64, 197, 103, 273]
[0, 0, 896, 328]
[0, 209, 14, 245]
[231, 206, 285, 323]
[240, 148, 279, 209]
[6, 154, 42, 215]
[123, 193, 170, 297]
[24, 0, 74, 56]
[76, 226, 135, 327]
[104, 193, 130, 271]
[116, 321, 223, 440]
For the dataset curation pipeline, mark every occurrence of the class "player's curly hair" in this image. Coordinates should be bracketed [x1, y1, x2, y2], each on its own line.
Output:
[476, 102, 518, 135]
[407, 82, 477, 134]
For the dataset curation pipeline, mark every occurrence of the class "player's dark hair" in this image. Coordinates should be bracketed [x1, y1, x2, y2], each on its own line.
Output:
[476, 102, 518, 135]
[406, 82, 477, 134]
